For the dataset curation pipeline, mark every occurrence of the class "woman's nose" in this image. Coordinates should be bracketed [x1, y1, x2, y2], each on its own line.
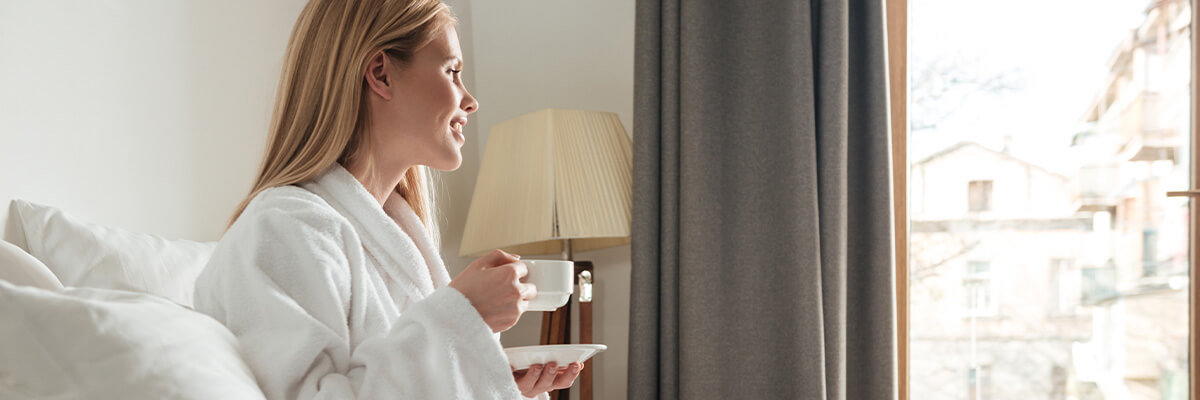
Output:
[462, 89, 479, 114]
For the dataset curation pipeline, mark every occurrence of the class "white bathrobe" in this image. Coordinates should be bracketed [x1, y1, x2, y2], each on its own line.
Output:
[194, 163, 546, 400]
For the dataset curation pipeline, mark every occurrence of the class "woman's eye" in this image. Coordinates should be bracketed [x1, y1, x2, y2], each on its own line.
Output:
[449, 69, 462, 76]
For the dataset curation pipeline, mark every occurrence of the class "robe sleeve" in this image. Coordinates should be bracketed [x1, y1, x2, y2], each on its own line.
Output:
[194, 199, 526, 400]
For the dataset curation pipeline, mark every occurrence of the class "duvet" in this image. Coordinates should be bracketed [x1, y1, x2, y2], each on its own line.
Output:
[0, 280, 265, 399]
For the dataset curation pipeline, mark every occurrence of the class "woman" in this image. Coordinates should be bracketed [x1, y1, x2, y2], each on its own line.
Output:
[192, 0, 581, 398]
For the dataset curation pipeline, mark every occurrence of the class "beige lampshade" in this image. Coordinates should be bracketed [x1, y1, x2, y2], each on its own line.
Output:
[459, 108, 632, 257]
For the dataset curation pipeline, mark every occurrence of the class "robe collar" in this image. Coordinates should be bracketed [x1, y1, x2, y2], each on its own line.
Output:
[301, 163, 451, 299]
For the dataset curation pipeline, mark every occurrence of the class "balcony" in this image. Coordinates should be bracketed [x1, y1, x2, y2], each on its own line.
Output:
[1070, 163, 1120, 213]
[1117, 91, 1183, 162]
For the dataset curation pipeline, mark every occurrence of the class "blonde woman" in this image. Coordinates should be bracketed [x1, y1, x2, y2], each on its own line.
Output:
[192, 0, 580, 398]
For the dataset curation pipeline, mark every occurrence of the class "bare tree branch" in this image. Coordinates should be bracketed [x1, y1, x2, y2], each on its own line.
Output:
[910, 56, 1022, 132]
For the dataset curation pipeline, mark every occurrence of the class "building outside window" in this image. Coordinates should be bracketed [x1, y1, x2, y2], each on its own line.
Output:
[908, 0, 1191, 398]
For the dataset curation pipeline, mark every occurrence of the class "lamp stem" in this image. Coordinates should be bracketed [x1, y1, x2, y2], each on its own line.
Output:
[562, 238, 574, 261]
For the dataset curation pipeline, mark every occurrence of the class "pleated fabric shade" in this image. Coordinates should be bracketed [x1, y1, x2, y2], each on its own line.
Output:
[459, 108, 632, 257]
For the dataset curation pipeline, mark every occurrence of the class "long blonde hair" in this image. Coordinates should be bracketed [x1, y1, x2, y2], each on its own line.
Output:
[228, 0, 457, 239]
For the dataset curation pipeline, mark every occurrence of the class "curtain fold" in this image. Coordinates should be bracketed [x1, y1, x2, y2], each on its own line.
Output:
[629, 0, 896, 398]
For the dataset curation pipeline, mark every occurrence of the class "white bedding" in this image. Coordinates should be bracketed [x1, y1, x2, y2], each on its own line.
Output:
[0, 280, 265, 399]
[11, 199, 217, 307]
[0, 240, 62, 291]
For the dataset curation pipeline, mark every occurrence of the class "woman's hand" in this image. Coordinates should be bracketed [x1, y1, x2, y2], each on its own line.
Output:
[513, 362, 583, 398]
[448, 249, 537, 333]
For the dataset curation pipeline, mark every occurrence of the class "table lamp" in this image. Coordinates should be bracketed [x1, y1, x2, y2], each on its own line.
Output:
[460, 108, 632, 400]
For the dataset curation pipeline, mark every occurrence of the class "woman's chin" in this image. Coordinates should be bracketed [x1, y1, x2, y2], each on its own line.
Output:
[428, 154, 463, 171]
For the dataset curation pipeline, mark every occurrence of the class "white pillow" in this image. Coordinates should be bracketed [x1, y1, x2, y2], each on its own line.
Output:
[0, 280, 265, 399]
[11, 199, 217, 307]
[0, 240, 64, 290]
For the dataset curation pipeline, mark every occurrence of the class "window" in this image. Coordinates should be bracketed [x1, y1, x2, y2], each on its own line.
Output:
[899, 0, 1193, 399]
[964, 261, 994, 316]
[1050, 365, 1066, 400]
[1081, 264, 1117, 305]
[1049, 258, 1079, 315]
[968, 180, 992, 212]
[1142, 229, 1159, 277]
[966, 364, 990, 400]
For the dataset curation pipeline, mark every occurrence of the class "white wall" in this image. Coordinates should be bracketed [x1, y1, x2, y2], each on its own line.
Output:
[0, 1, 304, 244]
[437, 1, 635, 399]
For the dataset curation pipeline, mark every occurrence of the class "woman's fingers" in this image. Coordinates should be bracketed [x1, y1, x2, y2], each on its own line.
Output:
[531, 362, 559, 394]
[514, 362, 584, 397]
[520, 282, 538, 301]
[551, 362, 583, 389]
[511, 261, 528, 281]
[515, 364, 543, 395]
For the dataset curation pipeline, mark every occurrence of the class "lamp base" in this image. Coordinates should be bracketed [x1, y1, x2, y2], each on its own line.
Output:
[539, 261, 594, 400]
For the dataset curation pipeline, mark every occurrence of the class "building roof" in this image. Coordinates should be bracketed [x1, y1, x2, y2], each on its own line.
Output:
[914, 141, 1067, 180]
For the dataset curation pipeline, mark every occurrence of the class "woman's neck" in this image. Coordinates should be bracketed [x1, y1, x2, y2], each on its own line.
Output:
[341, 159, 408, 208]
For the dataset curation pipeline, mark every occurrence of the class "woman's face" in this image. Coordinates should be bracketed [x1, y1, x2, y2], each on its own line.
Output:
[364, 25, 478, 172]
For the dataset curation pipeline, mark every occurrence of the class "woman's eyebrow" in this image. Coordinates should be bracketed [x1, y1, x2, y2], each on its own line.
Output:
[443, 56, 462, 67]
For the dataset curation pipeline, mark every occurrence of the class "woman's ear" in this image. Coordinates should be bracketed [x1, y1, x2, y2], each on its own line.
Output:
[364, 50, 393, 101]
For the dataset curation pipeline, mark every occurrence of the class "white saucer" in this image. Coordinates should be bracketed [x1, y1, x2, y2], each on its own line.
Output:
[503, 344, 607, 371]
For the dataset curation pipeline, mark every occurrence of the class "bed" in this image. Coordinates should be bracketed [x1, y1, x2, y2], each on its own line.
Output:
[0, 200, 266, 399]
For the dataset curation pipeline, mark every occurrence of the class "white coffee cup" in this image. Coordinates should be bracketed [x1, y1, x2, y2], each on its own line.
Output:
[521, 259, 574, 311]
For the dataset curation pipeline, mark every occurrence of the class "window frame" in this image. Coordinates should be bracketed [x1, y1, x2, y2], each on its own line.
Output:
[1190, 2, 1199, 398]
[885, 0, 908, 398]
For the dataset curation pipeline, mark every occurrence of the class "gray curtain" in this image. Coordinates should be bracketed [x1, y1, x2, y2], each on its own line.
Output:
[628, 0, 896, 399]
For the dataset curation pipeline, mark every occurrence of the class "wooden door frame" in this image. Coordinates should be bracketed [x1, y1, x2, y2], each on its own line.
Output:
[1190, 1, 1199, 398]
[885, 0, 907, 399]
